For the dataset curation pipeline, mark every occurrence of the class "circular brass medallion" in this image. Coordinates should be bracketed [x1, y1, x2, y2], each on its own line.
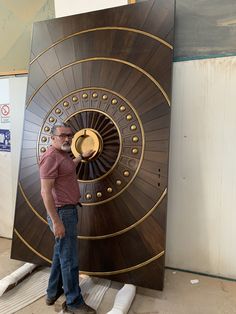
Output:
[71, 128, 103, 161]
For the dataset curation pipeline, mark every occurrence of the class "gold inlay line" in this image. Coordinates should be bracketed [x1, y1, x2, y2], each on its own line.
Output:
[81, 251, 165, 276]
[79, 188, 167, 240]
[14, 227, 164, 275]
[27, 57, 170, 107]
[19, 180, 167, 239]
[19, 183, 47, 225]
[30, 26, 173, 65]
[14, 228, 51, 264]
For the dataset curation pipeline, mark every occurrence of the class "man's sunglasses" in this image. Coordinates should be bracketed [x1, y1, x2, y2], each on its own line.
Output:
[53, 133, 74, 139]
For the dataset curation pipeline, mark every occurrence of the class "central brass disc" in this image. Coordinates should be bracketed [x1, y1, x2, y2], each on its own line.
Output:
[71, 128, 103, 161]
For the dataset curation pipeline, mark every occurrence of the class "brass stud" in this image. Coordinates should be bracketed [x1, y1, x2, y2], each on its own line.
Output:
[132, 136, 139, 143]
[82, 93, 88, 99]
[102, 94, 108, 100]
[86, 193, 92, 200]
[72, 96, 78, 102]
[63, 101, 69, 107]
[49, 117, 55, 122]
[92, 93, 98, 98]
[40, 147, 46, 153]
[119, 105, 126, 112]
[111, 98, 117, 105]
[41, 136, 47, 143]
[130, 124, 137, 131]
[116, 180, 122, 186]
[132, 148, 138, 154]
[126, 114, 132, 121]
[107, 187, 113, 193]
[55, 108, 61, 114]
[96, 192, 102, 198]
[44, 126, 50, 132]
[123, 171, 130, 177]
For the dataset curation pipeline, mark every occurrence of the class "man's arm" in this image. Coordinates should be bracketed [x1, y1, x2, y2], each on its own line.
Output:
[40, 178, 65, 238]
[73, 154, 83, 167]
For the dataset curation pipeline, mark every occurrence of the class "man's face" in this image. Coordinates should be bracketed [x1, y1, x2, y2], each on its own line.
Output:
[51, 126, 73, 152]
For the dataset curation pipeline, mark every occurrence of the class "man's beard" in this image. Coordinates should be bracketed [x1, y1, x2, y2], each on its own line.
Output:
[61, 142, 71, 152]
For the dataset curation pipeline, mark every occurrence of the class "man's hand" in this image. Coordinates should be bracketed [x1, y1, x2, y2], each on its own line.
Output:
[53, 219, 65, 239]
[83, 149, 95, 159]
[73, 149, 95, 166]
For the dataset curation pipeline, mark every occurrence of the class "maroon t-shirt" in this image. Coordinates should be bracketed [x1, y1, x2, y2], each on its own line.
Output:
[39, 146, 81, 207]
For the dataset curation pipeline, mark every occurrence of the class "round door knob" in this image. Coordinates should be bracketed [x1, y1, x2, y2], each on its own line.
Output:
[71, 128, 103, 161]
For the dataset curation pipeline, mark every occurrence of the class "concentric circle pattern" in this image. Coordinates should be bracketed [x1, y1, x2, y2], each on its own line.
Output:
[12, 0, 175, 291]
[38, 88, 144, 204]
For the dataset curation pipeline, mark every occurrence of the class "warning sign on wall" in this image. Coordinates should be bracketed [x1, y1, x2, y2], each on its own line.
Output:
[0, 104, 10, 123]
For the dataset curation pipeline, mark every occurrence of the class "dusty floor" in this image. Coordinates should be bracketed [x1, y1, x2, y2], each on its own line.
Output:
[1, 237, 236, 314]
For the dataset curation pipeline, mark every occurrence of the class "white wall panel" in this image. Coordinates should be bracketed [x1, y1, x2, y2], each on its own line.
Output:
[0, 78, 11, 238]
[0, 77, 27, 238]
[10, 77, 27, 222]
[166, 57, 236, 279]
[55, 0, 127, 17]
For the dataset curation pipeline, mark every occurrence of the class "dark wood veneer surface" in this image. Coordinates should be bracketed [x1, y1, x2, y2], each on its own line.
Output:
[11, 0, 175, 290]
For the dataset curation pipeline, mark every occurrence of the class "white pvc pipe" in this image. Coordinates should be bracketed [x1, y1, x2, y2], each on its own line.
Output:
[107, 284, 136, 314]
[0, 263, 37, 296]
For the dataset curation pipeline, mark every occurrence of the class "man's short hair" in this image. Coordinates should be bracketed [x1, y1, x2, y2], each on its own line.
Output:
[50, 123, 71, 135]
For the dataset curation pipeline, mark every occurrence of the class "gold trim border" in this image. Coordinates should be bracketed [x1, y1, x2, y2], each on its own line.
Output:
[30, 26, 172, 65]
[14, 228, 164, 275]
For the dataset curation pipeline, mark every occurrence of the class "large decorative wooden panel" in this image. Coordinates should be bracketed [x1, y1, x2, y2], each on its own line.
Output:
[11, 0, 175, 290]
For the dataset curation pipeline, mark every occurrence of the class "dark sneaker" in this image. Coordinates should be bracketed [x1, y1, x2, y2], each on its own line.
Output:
[66, 303, 96, 314]
[45, 290, 64, 305]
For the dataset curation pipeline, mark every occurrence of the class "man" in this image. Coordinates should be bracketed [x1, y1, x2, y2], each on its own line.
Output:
[39, 123, 96, 314]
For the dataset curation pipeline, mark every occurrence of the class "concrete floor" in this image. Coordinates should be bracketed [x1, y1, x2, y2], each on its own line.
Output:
[1, 237, 236, 314]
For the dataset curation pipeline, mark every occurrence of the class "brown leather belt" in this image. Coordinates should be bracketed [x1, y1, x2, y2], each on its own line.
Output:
[57, 204, 77, 210]
[57, 202, 82, 210]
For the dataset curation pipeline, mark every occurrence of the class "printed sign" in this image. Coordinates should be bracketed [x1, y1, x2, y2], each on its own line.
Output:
[0, 104, 10, 123]
[0, 129, 11, 152]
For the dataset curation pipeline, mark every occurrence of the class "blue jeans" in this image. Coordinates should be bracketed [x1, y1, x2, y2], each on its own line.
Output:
[47, 207, 84, 308]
